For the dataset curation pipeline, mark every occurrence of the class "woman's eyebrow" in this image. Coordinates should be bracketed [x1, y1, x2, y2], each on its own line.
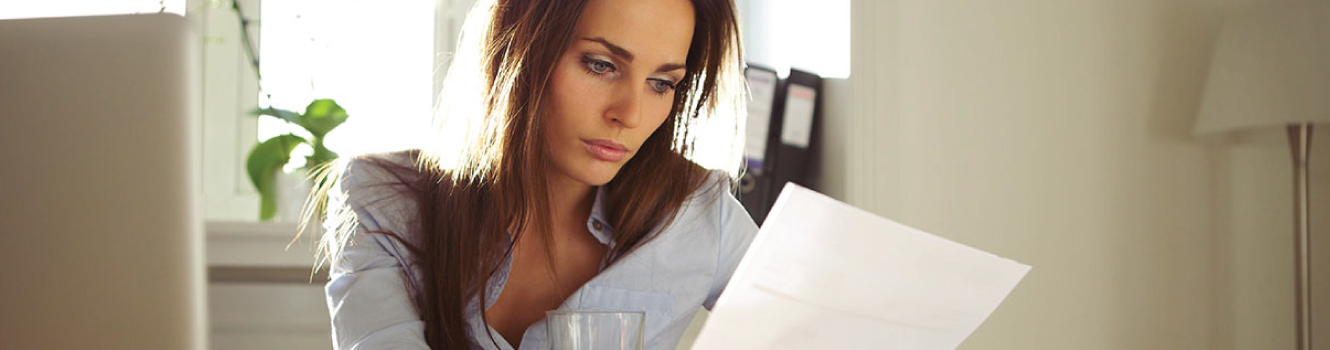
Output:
[656, 63, 686, 73]
[581, 36, 686, 73]
[582, 37, 634, 61]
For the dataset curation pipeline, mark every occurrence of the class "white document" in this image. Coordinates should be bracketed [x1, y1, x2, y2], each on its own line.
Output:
[691, 184, 1031, 350]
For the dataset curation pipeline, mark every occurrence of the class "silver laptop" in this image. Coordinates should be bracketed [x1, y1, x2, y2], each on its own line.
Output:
[0, 14, 205, 349]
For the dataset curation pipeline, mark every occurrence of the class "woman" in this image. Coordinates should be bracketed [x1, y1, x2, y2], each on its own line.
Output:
[314, 0, 755, 348]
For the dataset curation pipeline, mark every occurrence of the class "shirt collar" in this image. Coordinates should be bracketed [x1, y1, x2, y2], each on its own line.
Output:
[586, 185, 613, 245]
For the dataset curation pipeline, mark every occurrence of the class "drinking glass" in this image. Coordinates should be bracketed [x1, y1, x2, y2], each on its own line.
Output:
[545, 310, 645, 350]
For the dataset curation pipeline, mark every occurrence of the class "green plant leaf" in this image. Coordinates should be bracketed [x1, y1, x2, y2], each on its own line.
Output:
[300, 99, 349, 138]
[246, 134, 308, 221]
[249, 106, 302, 125]
[303, 140, 340, 172]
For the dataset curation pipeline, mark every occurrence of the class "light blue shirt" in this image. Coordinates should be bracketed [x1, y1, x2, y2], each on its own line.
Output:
[324, 153, 760, 350]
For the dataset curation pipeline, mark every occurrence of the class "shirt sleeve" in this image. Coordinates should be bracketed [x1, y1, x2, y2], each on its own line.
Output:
[324, 157, 431, 350]
[703, 172, 760, 311]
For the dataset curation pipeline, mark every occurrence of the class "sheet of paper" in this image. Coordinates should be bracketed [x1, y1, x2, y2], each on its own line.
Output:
[692, 184, 1031, 350]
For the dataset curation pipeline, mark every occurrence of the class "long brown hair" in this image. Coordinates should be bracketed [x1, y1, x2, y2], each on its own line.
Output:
[306, 0, 745, 348]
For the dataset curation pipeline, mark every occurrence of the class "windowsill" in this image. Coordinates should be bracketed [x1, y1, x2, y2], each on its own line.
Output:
[208, 220, 301, 239]
[206, 220, 319, 270]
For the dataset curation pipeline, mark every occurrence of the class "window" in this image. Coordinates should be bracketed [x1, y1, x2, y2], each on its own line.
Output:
[257, 0, 436, 164]
[201, 0, 469, 221]
[739, 0, 851, 78]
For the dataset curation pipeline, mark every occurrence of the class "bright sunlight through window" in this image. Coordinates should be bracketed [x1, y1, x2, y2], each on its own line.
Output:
[743, 0, 850, 78]
[258, 0, 435, 169]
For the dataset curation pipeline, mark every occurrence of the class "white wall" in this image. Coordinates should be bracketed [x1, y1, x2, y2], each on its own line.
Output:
[818, 0, 1330, 348]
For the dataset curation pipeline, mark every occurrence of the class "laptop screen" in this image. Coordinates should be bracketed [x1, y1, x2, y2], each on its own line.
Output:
[0, 13, 205, 350]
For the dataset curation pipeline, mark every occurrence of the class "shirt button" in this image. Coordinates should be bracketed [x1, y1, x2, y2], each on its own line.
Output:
[592, 220, 604, 231]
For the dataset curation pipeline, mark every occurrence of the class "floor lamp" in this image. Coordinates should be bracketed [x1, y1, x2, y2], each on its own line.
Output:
[1194, 2, 1329, 350]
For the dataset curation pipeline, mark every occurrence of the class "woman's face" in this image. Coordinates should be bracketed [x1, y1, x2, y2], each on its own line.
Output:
[543, 0, 696, 187]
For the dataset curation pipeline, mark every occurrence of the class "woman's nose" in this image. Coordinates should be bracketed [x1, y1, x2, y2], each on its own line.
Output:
[605, 84, 643, 128]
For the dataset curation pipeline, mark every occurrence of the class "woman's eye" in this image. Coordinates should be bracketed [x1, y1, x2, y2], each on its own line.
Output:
[582, 57, 615, 74]
[648, 79, 676, 94]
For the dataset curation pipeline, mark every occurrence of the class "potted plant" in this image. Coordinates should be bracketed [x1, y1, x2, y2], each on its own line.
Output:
[247, 98, 347, 221]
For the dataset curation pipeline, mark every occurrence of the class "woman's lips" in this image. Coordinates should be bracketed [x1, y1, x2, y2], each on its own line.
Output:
[583, 139, 628, 162]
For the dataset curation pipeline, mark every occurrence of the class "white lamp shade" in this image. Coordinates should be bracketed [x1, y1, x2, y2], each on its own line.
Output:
[1195, 1, 1330, 135]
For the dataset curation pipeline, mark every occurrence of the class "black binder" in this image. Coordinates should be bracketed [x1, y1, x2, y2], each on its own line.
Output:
[738, 67, 822, 225]
[737, 65, 782, 224]
[767, 69, 823, 209]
